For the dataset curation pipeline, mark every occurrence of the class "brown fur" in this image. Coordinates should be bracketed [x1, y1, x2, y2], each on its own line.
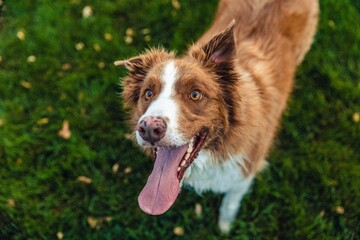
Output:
[116, 0, 319, 176]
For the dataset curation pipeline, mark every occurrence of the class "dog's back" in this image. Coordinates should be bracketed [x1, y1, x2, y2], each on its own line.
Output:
[199, 0, 319, 65]
[194, 0, 319, 174]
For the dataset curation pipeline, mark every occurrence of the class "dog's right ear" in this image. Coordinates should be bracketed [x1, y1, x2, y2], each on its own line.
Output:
[115, 48, 174, 108]
[114, 57, 144, 71]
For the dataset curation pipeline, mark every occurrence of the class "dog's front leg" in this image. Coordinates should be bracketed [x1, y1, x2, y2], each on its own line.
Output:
[218, 175, 254, 233]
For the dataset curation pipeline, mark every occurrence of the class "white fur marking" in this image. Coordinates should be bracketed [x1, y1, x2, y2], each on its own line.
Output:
[137, 61, 187, 146]
[183, 150, 247, 193]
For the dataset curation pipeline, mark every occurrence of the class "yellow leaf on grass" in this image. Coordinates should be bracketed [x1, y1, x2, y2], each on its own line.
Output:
[335, 206, 345, 215]
[112, 163, 120, 173]
[124, 167, 132, 174]
[27, 55, 36, 63]
[82, 6, 93, 18]
[194, 203, 202, 218]
[17, 30, 26, 40]
[37, 118, 49, 125]
[173, 226, 184, 236]
[7, 199, 16, 207]
[104, 33, 113, 41]
[172, 0, 181, 9]
[58, 120, 71, 139]
[87, 216, 99, 229]
[20, 80, 31, 89]
[353, 112, 359, 123]
[77, 176, 92, 184]
[62, 63, 71, 71]
[57, 231, 64, 240]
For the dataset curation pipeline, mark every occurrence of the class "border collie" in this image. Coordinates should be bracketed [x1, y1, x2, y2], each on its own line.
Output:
[115, 0, 318, 233]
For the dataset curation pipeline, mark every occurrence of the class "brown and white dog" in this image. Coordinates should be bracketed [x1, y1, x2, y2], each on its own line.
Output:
[115, 0, 318, 233]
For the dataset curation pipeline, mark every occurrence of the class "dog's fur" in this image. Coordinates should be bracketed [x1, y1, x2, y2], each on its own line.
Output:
[115, 0, 318, 233]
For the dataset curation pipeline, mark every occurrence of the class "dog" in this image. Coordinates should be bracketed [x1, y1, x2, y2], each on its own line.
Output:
[115, 0, 318, 233]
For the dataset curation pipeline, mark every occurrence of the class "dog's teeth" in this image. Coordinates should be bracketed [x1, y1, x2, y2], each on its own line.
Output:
[187, 145, 193, 153]
[181, 160, 187, 167]
[177, 167, 181, 172]
[184, 152, 191, 160]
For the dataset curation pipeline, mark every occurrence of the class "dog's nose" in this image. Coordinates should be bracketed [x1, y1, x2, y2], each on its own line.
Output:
[137, 116, 167, 144]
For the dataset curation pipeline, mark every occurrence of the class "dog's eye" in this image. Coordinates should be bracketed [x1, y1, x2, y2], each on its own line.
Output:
[189, 90, 203, 101]
[145, 89, 153, 100]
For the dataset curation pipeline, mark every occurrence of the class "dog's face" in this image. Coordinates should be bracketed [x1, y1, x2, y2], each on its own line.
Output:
[116, 24, 237, 215]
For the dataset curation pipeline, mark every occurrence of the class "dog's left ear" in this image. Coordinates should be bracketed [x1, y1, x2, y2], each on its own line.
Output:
[190, 20, 236, 65]
[203, 20, 236, 64]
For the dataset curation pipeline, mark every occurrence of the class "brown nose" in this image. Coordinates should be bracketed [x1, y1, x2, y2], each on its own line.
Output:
[137, 116, 167, 144]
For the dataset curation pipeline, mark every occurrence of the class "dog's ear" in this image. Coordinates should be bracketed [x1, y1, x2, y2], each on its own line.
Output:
[114, 57, 143, 71]
[203, 20, 236, 64]
[189, 20, 236, 66]
[115, 49, 173, 108]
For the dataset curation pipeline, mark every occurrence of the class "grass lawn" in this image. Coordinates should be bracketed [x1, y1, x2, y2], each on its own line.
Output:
[0, 0, 359, 239]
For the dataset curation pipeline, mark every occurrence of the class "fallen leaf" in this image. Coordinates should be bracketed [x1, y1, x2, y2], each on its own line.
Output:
[112, 163, 120, 173]
[57, 231, 64, 240]
[328, 20, 335, 28]
[20, 80, 31, 89]
[172, 0, 181, 9]
[87, 216, 100, 229]
[141, 28, 150, 35]
[327, 179, 338, 186]
[126, 28, 135, 37]
[27, 55, 36, 63]
[17, 30, 25, 40]
[124, 36, 133, 45]
[47, 106, 54, 112]
[144, 35, 151, 42]
[58, 120, 71, 139]
[37, 118, 49, 125]
[77, 176, 92, 184]
[104, 33, 113, 41]
[173, 226, 184, 236]
[335, 206, 345, 215]
[97, 62, 105, 69]
[194, 203, 202, 218]
[75, 42, 84, 50]
[62, 63, 71, 71]
[82, 6, 92, 18]
[124, 167, 132, 174]
[93, 43, 101, 52]
[353, 112, 359, 123]
[7, 199, 15, 207]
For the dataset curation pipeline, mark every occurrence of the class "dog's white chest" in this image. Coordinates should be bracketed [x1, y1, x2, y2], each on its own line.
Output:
[182, 150, 245, 194]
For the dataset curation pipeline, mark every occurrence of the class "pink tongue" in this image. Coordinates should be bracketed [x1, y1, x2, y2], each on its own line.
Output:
[138, 145, 188, 215]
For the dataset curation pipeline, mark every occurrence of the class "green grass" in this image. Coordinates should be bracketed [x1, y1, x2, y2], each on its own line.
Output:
[0, 0, 359, 239]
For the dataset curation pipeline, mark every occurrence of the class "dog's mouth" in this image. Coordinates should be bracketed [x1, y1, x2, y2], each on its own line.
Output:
[138, 131, 208, 215]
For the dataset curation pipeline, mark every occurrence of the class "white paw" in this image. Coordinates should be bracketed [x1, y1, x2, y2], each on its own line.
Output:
[218, 218, 232, 234]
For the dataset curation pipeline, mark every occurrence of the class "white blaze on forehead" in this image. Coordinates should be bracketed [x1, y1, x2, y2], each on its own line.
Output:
[162, 60, 178, 98]
[136, 61, 186, 146]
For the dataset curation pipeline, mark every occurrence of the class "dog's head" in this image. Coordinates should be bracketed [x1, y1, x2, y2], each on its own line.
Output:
[115, 23, 238, 215]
